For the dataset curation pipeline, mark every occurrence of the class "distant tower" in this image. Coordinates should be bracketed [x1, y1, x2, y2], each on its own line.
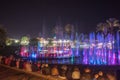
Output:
[54, 17, 63, 39]
[42, 19, 46, 38]
[71, 24, 75, 40]
[75, 23, 78, 33]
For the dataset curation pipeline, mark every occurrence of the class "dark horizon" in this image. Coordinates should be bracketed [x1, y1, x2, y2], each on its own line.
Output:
[0, 0, 120, 38]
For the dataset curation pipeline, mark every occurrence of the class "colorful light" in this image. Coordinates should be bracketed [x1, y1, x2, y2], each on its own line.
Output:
[19, 32, 120, 65]
[31, 53, 36, 58]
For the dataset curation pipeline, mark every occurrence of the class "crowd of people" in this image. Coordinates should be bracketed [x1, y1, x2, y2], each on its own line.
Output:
[0, 55, 117, 80]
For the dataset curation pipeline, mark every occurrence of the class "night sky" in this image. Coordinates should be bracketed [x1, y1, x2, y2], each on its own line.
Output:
[0, 0, 120, 38]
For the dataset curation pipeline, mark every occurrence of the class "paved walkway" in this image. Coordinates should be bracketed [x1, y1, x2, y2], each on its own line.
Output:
[0, 64, 64, 80]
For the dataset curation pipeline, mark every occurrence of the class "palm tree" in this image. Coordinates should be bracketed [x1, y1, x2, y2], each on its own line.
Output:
[106, 18, 120, 64]
[106, 18, 120, 34]
[96, 23, 109, 36]
[53, 25, 63, 39]
[64, 24, 74, 39]
[96, 18, 120, 35]
[20, 36, 30, 46]
[0, 25, 7, 48]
